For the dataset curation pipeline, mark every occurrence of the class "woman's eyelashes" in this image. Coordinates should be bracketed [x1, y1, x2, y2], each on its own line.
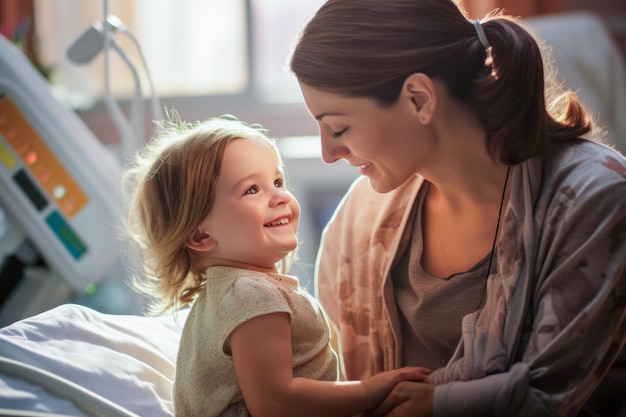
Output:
[332, 127, 348, 139]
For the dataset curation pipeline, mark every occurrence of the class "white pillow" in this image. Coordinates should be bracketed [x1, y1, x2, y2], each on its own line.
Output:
[0, 304, 188, 417]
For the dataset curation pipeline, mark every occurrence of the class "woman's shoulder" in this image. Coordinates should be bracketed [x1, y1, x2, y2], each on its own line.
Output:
[549, 139, 626, 191]
[530, 140, 626, 225]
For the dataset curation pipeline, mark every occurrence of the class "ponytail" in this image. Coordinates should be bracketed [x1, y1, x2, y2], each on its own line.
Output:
[473, 16, 594, 164]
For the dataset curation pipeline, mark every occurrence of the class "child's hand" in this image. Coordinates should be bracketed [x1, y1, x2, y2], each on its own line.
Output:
[362, 367, 431, 409]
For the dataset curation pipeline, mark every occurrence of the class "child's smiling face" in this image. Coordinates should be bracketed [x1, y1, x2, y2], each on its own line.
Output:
[198, 137, 300, 272]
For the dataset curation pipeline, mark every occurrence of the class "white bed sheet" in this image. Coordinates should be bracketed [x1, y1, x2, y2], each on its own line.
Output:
[0, 304, 188, 417]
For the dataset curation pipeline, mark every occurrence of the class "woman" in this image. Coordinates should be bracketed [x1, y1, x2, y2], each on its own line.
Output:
[290, 0, 626, 416]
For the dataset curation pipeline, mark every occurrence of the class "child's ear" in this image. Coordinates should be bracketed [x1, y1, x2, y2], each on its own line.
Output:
[185, 228, 217, 252]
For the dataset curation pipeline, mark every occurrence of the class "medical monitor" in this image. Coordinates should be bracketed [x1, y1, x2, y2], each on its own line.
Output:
[0, 35, 123, 324]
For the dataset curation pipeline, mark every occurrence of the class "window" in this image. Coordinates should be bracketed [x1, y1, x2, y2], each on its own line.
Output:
[34, 0, 324, 106]
[250, 0, 324, 103]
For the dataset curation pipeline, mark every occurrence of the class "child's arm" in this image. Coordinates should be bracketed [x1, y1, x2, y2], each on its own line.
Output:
[230, 312, 428, 417]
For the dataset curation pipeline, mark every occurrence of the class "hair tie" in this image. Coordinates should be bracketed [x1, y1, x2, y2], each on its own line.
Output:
[473, 20, 490, 51]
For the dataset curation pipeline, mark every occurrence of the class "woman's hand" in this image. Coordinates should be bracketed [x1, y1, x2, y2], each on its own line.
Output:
[364, 381, 435, 417]
[362, 368, 431, 411]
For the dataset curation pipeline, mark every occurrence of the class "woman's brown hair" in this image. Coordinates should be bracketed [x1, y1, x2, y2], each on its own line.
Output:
[290, 0, 594, 165]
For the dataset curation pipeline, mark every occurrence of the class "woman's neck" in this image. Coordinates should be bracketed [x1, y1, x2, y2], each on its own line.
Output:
[423, 86, 509, 211]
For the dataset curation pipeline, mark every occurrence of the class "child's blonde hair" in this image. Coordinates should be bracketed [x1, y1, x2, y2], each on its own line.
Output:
[122, 114, 296, 314]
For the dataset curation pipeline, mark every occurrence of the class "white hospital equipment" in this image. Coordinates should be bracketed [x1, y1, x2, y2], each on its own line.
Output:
[0, 34, 124, 326]
[67, 11, 163, 161]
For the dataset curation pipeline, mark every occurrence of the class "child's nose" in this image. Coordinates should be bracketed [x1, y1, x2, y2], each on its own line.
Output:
[271, 188, 292, 206]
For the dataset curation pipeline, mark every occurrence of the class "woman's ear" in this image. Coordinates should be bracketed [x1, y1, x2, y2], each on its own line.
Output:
[185, 228, 217, 252]
[402, 73, 436, 124]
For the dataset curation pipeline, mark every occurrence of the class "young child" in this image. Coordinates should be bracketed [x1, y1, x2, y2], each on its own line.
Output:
[122, 114, 429, 417]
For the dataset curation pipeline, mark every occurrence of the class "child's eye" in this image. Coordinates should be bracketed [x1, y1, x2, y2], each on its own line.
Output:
[332, 127, 348, 139]
[274, 178, 285, 188]
[245, 185, 259, 195]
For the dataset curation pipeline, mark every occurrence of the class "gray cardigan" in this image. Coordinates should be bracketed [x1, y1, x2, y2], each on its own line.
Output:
[315, 139, 626, 416]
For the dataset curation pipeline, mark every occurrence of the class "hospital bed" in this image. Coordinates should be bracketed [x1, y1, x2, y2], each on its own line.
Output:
[0, 304, 188, 417]
[0, 10, 625, 417]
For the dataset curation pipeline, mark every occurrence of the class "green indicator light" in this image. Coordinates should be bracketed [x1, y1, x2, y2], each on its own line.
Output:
[85, 283, 97, 296]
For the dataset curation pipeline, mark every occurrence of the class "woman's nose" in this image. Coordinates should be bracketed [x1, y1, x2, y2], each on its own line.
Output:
[320, 133, 349, 164]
